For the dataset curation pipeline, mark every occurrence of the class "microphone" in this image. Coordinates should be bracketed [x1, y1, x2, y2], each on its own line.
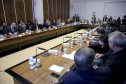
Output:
[73, 33, 83, 45]
[61, 36, 72, 51]
[36, 47, 46, 68]
[76, 33, 83, 34]
[38, 47, 46, 50]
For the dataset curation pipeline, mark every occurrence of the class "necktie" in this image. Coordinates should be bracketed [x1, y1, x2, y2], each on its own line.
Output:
[11, 27, 15, 34]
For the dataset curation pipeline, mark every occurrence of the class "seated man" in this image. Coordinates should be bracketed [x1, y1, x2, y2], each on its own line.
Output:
[26, 21, 32, 30]
[62, 46, 112, 84]
[91, 18, 96, 24]
[2, 22, 8, 35]
[7, 22, 18, 34]
[95, 31, 126, 84]
[51, 20, 57, 26]
[97, 18, 102, 25]
[56, 19, 62, 26]
[18, 23, 26, 33]
[43, 19, 50, 28]
[89, 27, 106, 47]
[32, 20, 39, 30]
[84, 19, 89, 24]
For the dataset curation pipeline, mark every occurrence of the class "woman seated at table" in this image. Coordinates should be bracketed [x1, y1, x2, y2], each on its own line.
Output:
[93, 34, 109, 66]
[97, 34, 109, 54]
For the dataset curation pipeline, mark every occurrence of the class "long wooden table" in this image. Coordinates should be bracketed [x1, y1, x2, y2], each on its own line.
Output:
[5, 35, 95, 84]
[0, 24, 98, 53]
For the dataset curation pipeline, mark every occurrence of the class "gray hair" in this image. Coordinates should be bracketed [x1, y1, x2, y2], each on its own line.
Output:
[74, 46, 95, 71]
[108, 31, 126, 48]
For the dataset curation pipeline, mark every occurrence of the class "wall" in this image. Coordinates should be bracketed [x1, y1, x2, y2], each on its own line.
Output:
[0, 0, 33, 25]
[70, 0, 126, 22]
[33, 0, 43, 24]
[43, 0, 70, 20]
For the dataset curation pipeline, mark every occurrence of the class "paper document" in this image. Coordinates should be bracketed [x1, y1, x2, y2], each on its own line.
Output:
[49, 65, 64, 73]
[62, 51, 76, 60]
[48, 50, 58, 53]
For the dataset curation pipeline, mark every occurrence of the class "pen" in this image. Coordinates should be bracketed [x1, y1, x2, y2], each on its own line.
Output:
[48, 75, 53, 83]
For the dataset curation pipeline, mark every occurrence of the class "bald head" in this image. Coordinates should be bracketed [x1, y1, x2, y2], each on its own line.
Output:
[74, 46, 95, 71]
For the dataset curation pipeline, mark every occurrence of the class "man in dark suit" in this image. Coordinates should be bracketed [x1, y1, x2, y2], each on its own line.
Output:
[26, 21, 32, 30]
[91, 18, 96, 24]
[103, 15, 108, 22]
[18, 23, 26, 33]
[73, 14, 77, 20]
[51, 20, 57, 26]
[43, 19, 50, 28]
[84, 19, 89, 24]
[32, 20, 39, 30]
[1, 22, 8, 35]
[108, 16, 112, 22]
[7, 22, 18, 34]
[97, 18, 102, 25]
[62, 46, 112, 84]
[95, 31, 126, 84]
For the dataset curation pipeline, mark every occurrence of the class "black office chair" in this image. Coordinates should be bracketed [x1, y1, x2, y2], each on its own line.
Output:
[119, 25, 125, 32]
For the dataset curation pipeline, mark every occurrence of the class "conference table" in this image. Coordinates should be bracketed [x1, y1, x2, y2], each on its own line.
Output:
[5, 34, 97, 84]
[5, 24, 98, 84]
[0, 24, 98, 53]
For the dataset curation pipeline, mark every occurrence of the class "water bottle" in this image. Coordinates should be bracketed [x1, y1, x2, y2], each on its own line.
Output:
[0, 34, 3, 39]
[67, 44, 69, 48]
[80, 37, 82, 43]
[70, 42, 73, 48]
[29, 57, 34, 69]
[64, 48, 67, 54]
[54, 51, 58, 56]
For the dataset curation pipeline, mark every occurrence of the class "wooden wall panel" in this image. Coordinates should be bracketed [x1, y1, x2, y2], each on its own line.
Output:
[24, 0, 33, 23]
[15, 0, 25, 24]
[3, 0, 16, 25]
[53, 0, 57, 20]
[61, 0, 64, 19]
[48, 0, 53, 20]
[57, 0, 61, 19]
[67, 0, 70, 19]
[0, 0, 5, 24]
[64, 0, 67, 19]
[43, 0, 49, 20]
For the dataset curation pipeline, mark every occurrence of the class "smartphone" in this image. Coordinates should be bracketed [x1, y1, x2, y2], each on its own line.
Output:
[51, 72, 60, 78]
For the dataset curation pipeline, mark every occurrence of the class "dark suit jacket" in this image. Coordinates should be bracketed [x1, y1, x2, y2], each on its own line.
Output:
[32, 24, 39, 30]
[43, 23, 49, 28]
[62, 66, 112, 84]
[18, 26, 26, 33]
[26, 24, 32, 30]
[51, 22, 57, 26]
[103, 17, 107, 22]
[103, 47, 126, 84]
[0, 26, 8, 34]
[84, 20, 89, 24]
[7, 26, 18, 34]
[91, 20, 96, 24]
[3, 26, 9, 34]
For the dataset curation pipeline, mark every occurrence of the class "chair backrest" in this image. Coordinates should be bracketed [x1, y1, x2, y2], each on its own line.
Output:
[119, 25, 125, 32]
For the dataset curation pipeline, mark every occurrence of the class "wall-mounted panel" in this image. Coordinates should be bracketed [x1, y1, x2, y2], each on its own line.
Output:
[15, 0, 25, 24]
[24, 0, 33, 23]
[0, 0, 5, 24]
[3, 0, 16, 25]
[43, 0, 49, 20]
